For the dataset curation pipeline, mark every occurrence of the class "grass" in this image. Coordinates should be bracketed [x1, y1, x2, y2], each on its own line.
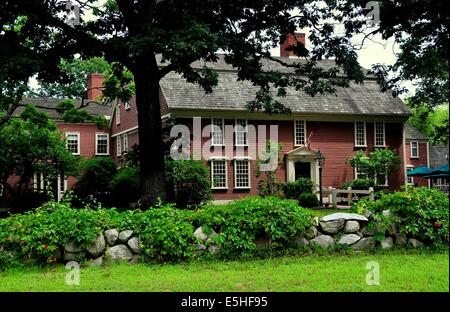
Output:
[0, 250, 447, 292]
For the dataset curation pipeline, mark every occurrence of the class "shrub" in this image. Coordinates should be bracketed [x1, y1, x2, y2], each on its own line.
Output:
[298, 193, 319, 208]
[72, 157, 117, 206]
[109, 166, 140, 207]
[165, 159, 211, 208]
[340, 179, 375, 190]
[194, 197, 313, 258]
[284, 178, 314, 199]
[353, 187, 449, 244]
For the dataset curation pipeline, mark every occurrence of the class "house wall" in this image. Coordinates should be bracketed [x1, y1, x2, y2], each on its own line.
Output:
[405, 140, 429, 187]
[175, 117, 405, 200]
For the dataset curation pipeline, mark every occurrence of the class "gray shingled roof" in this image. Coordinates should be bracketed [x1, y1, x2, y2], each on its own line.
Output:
[404, 124, 428, 140]
[17, 97, 112, 120]
[429, 144, 449, 168]
[160, 69, 410, 116]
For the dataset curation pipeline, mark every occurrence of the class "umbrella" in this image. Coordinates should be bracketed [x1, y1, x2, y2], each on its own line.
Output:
[430, 163, 449, 175]
[407, 166, 433, 177]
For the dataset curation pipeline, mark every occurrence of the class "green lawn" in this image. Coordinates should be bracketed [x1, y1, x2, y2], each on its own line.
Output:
[0, 251, 447, 292]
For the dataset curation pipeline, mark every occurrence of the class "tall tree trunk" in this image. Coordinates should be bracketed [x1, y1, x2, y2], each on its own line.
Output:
[133, 54, 166, 207]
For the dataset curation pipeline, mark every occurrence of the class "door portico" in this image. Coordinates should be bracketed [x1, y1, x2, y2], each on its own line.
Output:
[285, 146, 320, 188]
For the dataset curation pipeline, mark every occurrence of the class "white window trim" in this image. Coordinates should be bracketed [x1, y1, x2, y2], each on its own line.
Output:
[211, 160, 228, 190]
[410, 141, 419, 158]
[115, 104, 121, 125]
[354, 121, 367, 147]
[95, 133, 110, 155]
[354, 159, 369, 180]
[33, 172, 45, 193]
[65, 132, 80, 155]
[59, 174, 68, 194]
[211, 118, 225, 146]
[116, 135, 122, 156]
[234, 159, 251, 189]
[234, 118, 248, 147]
[0, 184, 3, 197]
[294, 120, 307, 147]
[122, 133, 129, 152]
[375, 169, 389, 187]
[124, 101, 131, 110]
[374, 121, 386, 147]
[406, 165, 415, 185]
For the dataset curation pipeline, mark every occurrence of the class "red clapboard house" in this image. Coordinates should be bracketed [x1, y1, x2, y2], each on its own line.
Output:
[106, 34, 430, 201]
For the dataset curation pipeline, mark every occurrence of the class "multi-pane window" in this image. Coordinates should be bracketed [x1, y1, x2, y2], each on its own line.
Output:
[122, 133, 129, 152]
[375, 170, 388, 186]
[96, 133, 109, 155]
[234, 160, 251, 188]
[115, 104, 121, 125]
[294, 120, 306, 146]
[235, 119, 248, 146]
[406, 166, 414, 185]
[211, 160, 227, 189]
[66, 133, 80, 155]
[34, 172, 45, 193]
[354, 163, 368, 180]
[410, 141, 419, 158]
[116, 135, 122, 156]
[374, 122, 385, 147]
[354, 121, 367, 147]
[211, 118, 224, 146]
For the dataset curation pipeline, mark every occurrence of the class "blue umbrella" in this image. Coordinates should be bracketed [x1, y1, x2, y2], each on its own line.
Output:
[430, 163, 449, 175]
[407, 166, 433, 177]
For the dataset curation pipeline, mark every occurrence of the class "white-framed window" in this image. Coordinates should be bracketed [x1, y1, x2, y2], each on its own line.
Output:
[235, 119, 248, 146]
[374, 121, 386, 147]
[0, 184, 4, 197]
[354, 162, 368, 180]
[375, 168, 388, 186]
[66, 132, 80, 155]
[122, 133, 129, 152]
[33, 172, 45, 193]
[234, 160, 251, 189]
[211, 160, 228, 189]
[95, 133, 110, 155]
[115, 104, 121, 125]
[59, 173, 67, 194]
[116, 135, 122, 156]
[406, 166, 414, 185]
[410, 141, 419, 158]
[354, 121, 367, 147]
[294, 120, 306, 146]
[211, 118, 225, 146]
[124, 101, 131, 110]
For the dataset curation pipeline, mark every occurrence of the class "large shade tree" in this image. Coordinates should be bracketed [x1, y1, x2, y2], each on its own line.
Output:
[1, 0, 446, 205]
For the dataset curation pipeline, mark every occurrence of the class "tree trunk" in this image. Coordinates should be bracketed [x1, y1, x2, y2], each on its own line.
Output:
[133, 55, 166, 207]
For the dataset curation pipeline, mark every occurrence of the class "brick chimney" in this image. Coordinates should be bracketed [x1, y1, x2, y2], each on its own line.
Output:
[280, 32, 306, 57]
[87, 73, 104, 100]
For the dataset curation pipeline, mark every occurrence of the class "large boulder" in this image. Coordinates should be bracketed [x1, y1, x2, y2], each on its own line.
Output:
[104, 229, 119, 246]
[408, 238, 425, 248]
[193, 226, 214, 242]
[310, 235, 334, 249]
[86, 234, 106, 258]
[90, 256, 104, 267]
[117, 230, 134, 243]
[381, 237, 394, 249]
[320, 213, 368, 222]
[63, 252, 84, 262]
[351, 237, 376, 250]
[386, 223, 398, 235]
[338, 234, 361, 245]
[305, 226, 318, 239]
[64, 241, 81, 253]
[344, 220, 360, 233]
[395, 233, 408, 246]
[105, 244, 134, 262]
[319, 219, 345, 234]
[127, 237, 140, 254]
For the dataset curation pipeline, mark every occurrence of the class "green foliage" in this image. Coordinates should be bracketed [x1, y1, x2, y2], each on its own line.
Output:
[355, 188, 449, 245]
[298, 193, 319, 208]
[72, 157, 117, 206]
[194, 197, 314, 258]
[165, 159, 211, 209]
[284, 178, 314, 199]
[256, 141, 284, 197]
[407, 103, 449, 144]
[57, 99, 109, 130]
[109, 166, 140, 207]
[347, 149, 401, 183]
[341, 179, 375, 190]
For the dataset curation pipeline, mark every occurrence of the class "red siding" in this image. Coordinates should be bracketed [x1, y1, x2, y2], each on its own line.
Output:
[405, 141, 429, 186]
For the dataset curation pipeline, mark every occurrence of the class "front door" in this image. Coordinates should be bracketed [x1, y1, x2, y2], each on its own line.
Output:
[295, 161, 311, 180]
